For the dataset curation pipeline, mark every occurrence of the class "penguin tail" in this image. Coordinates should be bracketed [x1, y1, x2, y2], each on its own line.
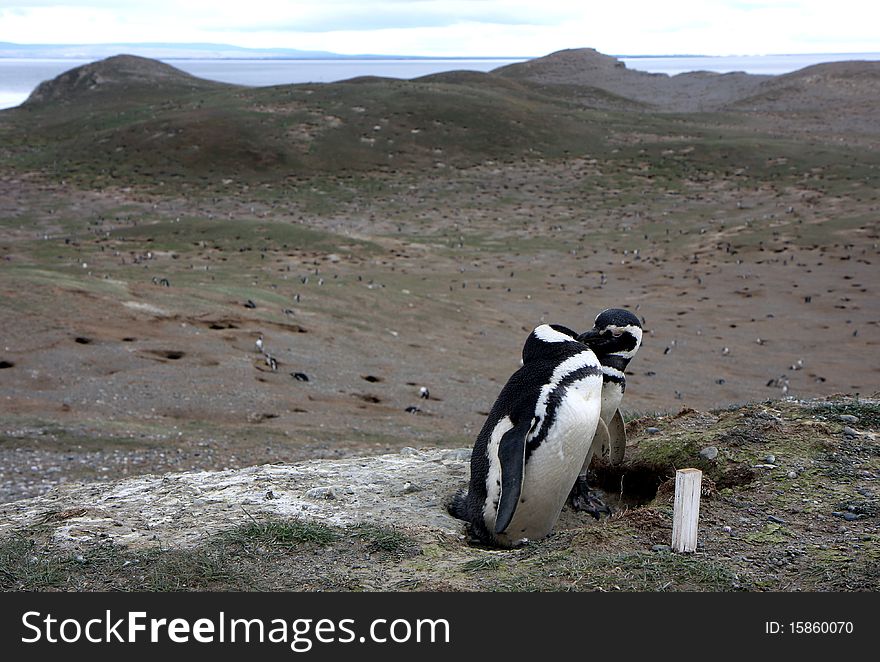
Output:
[445, 489, 469, 521]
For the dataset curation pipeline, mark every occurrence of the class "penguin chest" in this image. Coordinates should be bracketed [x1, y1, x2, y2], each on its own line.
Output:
[497, 380, 601, 545]
[601, 381, 624, 423]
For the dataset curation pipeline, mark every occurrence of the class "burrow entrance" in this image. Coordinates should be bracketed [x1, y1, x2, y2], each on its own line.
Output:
[590, 461, 672, 510]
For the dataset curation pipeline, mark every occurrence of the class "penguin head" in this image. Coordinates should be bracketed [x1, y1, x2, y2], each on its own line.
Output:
[521, 324, 581, 364]
[577, 308, 642, 360]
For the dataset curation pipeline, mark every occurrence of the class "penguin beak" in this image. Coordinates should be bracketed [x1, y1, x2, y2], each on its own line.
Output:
[577, 328, 611, 350]
[577, 328, 600, 342]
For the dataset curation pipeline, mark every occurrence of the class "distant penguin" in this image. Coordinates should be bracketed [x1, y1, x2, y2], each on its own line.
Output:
[449, 324, 603, 548]
[568, 308, 643, 517]
[419, 386, 430, 400]
[255, 334, 264, 353]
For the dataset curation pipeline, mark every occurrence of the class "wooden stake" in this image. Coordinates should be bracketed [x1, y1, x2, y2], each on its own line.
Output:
[672, 468, 702, 553]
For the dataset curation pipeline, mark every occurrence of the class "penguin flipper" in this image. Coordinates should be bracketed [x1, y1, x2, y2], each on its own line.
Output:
[494, 417, 531, 535]
[608, 408, 627, 464]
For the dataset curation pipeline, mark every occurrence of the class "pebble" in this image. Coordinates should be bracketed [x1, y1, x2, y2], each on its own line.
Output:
[722, 525, 732, 533]
[838, 414, 859, 424]
[787, 471, 797, 479]
[764, 454, 776, 464]
[831, 511, 862, 521]
[305, 487, 337, 500]
[645, 427, 661, 435]
[767, 515, 787, 525]
[699, 446, 719, 461]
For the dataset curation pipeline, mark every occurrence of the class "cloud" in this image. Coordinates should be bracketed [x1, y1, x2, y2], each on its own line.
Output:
[0, 1, 877, 56]
[236, 5, 563, 33]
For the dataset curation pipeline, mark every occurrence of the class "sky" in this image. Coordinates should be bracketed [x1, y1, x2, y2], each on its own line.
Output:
[0, 1, 877, 57]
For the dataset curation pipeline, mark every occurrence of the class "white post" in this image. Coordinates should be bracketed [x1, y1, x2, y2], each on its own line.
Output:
[672, 468, 702, 553]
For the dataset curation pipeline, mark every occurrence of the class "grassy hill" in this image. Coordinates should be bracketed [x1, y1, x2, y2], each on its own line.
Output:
[4, 49, 878, 188]
[2, 54, 611, 184]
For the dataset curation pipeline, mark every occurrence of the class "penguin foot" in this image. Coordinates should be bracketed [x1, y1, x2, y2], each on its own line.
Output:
[445, 489, 469, 521]
[568, 476, 612, 520]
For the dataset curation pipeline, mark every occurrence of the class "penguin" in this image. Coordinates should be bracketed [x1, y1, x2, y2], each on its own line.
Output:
[449, 324, 603, 548]
[419, 386, 430, 400]
[567, 308, 643, 516]
[255, 334, 264, 353]
[265, 354, 278, 372]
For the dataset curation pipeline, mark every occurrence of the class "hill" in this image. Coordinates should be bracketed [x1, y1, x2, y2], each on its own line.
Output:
[727, 60, 880, 135]
[23, 54, 233, 106]
[493, 48, 771, 112]
[2, 50, 879, 185]
[1, 397, 876, 591]
[3, 56, 610, 182]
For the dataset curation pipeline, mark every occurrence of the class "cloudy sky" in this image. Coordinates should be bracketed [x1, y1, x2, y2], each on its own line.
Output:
[0, 1, 877, 57]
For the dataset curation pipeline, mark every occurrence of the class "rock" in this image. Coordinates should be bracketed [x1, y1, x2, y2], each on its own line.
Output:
[764, 454, 776, 464]
[838, 414, 859, 424]
[651, 544, 671, 553]
[305, 487, 337, 500]
[0, 448, 474, 551]
[767, 515, 787, 524]
[722, 525, 732, 533]
[832, 511, 863, 521]
[399, 447, 421, 457]
[787, 471, 798, 479]
[441, 449, 471, 462]
[645, 427, 661, 435]
[842, 426, 859, 438]
[699, 446, 719, 461]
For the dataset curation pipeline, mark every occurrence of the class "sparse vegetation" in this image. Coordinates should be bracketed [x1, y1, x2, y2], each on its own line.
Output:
[350, 523, 420, 555]
[222, 516, 340, 549]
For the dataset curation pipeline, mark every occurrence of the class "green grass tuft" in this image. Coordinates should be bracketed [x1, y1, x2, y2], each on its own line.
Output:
[222, 517, 340, 549]
[350, 523, 418, 555]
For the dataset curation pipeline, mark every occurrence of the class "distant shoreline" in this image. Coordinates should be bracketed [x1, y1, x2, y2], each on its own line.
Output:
[3, 52, 880, 61]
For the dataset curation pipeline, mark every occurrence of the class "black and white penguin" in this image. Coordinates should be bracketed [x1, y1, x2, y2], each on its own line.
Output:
[568, 308, 643, 516]
[449, 324, 604, 547]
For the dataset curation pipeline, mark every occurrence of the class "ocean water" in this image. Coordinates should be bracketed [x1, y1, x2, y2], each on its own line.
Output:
[619, 52, 880, 76]
[1, 53, 878, 110]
